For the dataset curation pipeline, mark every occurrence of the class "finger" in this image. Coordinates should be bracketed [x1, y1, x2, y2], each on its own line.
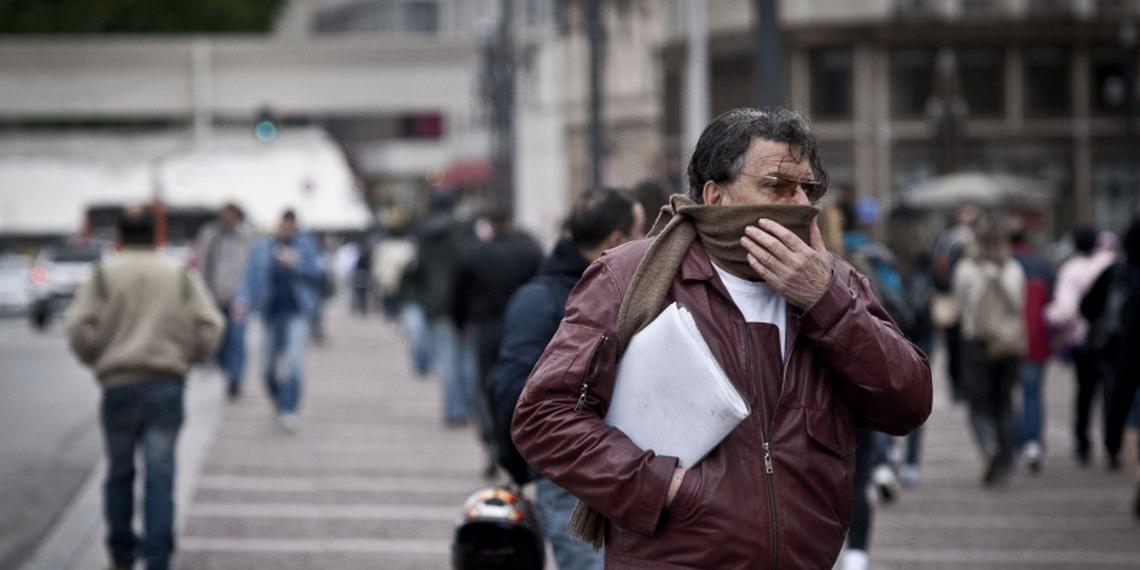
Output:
[744, 225, 794, 264]
[740, 235, 789, 274]
[808, 213, 827, 254]
[758, 219, 810, 252]
[746, 253, 778, 282]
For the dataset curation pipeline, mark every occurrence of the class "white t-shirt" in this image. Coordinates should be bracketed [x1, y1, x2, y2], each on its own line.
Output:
[711, 263, 788, 359]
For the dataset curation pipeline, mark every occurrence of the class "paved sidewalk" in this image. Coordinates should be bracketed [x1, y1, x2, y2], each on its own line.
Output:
[174, 309, 493, 569]
[869, 352, 1140, 569]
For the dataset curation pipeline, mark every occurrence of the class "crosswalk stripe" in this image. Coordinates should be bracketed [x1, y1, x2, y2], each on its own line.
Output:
[187, 502, 457, 521]
[197, 474, 482, 494]
[180, 537, 451, 555]
[874, 547, 1140, 565]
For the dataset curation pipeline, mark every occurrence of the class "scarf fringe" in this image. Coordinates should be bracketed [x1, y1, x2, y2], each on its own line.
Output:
[568, 501, 608, 550]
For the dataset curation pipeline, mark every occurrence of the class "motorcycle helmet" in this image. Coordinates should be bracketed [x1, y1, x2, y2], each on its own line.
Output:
[451, 485, 545, 570]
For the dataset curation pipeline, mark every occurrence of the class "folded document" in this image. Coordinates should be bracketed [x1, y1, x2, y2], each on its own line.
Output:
[605, 303, 750, 468]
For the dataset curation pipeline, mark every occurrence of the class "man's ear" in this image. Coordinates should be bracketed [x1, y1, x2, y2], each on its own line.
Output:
[702, 180, 722, 205]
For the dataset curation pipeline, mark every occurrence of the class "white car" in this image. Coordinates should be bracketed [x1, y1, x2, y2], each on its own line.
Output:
[0, 254, 32, 316]
[28, 244, 103, 330]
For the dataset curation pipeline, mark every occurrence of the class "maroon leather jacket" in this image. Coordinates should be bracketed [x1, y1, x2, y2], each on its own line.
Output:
[512, 239, 932, 569]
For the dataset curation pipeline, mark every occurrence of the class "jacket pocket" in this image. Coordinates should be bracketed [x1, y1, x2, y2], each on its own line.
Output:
[518, 322, 611, 410]
[666, 462, 704, 523]
[805, 407, 855, 458]
[804, 407, 855, 526]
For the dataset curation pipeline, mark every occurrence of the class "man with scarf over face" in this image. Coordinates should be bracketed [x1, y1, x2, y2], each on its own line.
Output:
[511, 107, 932, 569]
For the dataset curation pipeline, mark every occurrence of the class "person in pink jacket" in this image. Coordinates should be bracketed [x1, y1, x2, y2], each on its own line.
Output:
[1044, 227, 1117, 465]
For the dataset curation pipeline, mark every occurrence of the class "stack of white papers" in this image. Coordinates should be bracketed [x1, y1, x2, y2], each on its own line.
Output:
[605, 303, 750, 468]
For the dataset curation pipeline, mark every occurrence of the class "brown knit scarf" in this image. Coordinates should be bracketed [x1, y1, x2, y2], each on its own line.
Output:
[569, 194, 819, 548]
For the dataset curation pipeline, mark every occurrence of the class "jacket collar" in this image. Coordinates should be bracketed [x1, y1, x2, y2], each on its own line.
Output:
[679, 239, 717, 282]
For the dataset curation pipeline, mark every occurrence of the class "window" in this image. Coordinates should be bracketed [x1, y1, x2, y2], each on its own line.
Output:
[810, 47, 854, 120]
[1024, 46, 1072, 117]
[958, 47, 1004, 118]
[891, 49, 935, 119]
[1091, 46, 1133, 116]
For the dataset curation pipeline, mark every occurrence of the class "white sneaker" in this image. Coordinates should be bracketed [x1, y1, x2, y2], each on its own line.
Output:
[278, 413, 300, 434]
[842, 548, 869, 570]
[1023, 441, 1043, 474]
[873, 464, 900, 504]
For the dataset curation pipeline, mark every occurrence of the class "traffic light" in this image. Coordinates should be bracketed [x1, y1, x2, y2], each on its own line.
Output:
[254, 107, 278, 142]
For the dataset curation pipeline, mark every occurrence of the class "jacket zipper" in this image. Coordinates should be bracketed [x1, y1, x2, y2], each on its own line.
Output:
[573, 334, 608, 411]
[744, 327, 782, 570]
[764, 341, 794, 569]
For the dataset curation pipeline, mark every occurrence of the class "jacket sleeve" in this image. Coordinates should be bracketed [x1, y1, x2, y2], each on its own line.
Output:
[234, 241, 263, 313]
[64, 272, 105, 366]
[186, 270, 226, 363]
[798, 256, 933, 435]
[294, 235, 327, 283]
[493, 283, 558, 430]
[511, 259, 678, 536]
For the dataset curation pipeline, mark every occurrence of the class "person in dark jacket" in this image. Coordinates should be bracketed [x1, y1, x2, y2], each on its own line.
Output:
[410, 191, 479, 426]
[453, 207, 543, 478]
[491, 187, 637, 570]
[512, 108, 931, 569]
[1083, 218, 1140, 478]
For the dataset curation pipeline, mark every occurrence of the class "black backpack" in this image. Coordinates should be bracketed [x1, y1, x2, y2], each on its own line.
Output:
[1086, 263, 1130, 356]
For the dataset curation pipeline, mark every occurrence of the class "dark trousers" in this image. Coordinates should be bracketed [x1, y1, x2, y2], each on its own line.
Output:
[945, 324, 965, 401]
[100, 378, 184, 570]
[848, 427, 877, 551]
[1072, 346, 1106, 457]
[963, 340, 1018, 475]
[1106, 365, 1140, 459]
[966, 337, 1021, 476]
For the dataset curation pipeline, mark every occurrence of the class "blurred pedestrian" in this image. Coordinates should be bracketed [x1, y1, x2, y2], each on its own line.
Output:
[234, 210, 326, 433]
[309, 232, 334, 345]
[66, 208, 224, 570]
[1044, 226, 1117, 465]
[1009, 225, 1055, 472]
[631, 179, 670, 235]
[348, 236, 372, 316]
[1086, 217, 1140, 517]
[453, 206, 543, 478]
[837, 197, 913, 570]
[1083, 219, 1140, 473]
[953, 213, 1026, 486]
[490, 187, 637, 570]
[194, 203, 254, 399]
[372, 226, 416, 320]
[884, 205, 937, 487]
[930, 204, 979, 402]
[410, 191, 478, 427]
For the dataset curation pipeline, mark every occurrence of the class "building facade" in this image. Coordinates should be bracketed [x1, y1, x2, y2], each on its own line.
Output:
[654, 0, 1140, 234]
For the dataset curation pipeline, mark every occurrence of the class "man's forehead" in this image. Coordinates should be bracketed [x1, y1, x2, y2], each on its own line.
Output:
[745, 138, 812, 173]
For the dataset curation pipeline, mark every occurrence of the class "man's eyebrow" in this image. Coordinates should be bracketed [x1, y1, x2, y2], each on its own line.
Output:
[744, 169, 817, 180]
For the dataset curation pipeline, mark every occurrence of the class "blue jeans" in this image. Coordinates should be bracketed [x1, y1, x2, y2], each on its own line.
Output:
[400, 303, 433, 376]
[1019, 360, 1046, 446]
[534, 478, 604, 570]
[431, 319, 478, 423]
[217, 303, 247, 391]
[100, 378, 184, 570]
[262, 313, 310, 415]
